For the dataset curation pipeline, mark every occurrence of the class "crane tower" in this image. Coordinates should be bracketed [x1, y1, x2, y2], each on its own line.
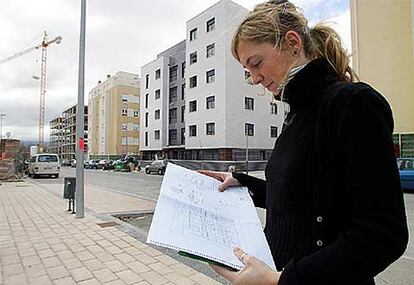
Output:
[0, 31, 62, 152]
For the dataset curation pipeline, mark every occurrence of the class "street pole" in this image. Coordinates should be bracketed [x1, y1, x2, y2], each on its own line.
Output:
[245, 134, 249, 175]
[0, 113, 5, 154]
[76, 0, 86, 218]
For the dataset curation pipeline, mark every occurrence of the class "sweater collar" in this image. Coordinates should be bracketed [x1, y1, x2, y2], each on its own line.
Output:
[282, 58, 339, 112]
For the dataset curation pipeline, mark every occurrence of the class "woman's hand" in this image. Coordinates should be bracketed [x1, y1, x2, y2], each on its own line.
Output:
[211, 247, 280, 285]
[198, 170, 241, 191]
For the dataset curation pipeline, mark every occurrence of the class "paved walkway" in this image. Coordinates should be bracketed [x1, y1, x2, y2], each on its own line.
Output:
[0, 181, 222, 285]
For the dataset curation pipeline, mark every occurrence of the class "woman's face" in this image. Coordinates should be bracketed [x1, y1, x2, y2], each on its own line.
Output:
[237, 40, 293, 93]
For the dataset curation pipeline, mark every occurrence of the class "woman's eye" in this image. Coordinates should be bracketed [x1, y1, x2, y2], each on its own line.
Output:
[252, 60, 261, 67]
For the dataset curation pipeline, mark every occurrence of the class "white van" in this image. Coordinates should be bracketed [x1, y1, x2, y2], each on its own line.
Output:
[28, 154, 60, 178]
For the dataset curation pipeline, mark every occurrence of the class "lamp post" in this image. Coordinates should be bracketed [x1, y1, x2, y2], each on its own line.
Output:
[0, 113, 5, 154]
[75, 0, 86, 219]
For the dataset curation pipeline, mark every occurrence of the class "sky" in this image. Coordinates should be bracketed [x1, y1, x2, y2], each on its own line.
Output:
[0, 0, 350, 142]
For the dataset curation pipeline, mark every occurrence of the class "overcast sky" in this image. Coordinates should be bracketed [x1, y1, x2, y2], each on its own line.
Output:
[0, 0, 350, 142]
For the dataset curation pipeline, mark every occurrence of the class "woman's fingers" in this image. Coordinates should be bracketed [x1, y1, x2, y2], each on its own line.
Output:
[234, 247, 249, 264]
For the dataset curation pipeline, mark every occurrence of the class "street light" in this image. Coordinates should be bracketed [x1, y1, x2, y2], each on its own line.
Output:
[0, 113, 5, 154]
[0, 113, 5, 140]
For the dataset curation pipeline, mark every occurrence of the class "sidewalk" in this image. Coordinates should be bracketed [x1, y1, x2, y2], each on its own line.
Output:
[0, 181, 222, 285]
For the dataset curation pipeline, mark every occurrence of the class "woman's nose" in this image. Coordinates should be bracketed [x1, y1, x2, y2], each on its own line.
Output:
[250, 72, 263, 85]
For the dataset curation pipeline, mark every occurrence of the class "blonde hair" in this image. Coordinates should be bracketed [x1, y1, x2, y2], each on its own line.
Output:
[232, 0, 358, 83]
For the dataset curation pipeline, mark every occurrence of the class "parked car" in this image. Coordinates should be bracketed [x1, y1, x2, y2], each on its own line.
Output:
[145, 160, 167, 175]
[28, 154, 60, 178]
[98, 159, 111, 169]
[70, 159, 76, 167]
[102, 160, 115, 170]
[397, 158, 414, 191]
[86, 159, 100, 169]
[61, 159, 71, 166]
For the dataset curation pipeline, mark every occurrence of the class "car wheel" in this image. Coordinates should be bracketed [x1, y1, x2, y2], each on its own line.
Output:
[158, 169, 163, 175]
[55, 174, 59, 178]
[145, 168, 150, 174]
[33, 174, 38, 179]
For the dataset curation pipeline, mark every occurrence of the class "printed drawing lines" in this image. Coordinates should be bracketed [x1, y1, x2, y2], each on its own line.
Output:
[188, 205, 240, 248]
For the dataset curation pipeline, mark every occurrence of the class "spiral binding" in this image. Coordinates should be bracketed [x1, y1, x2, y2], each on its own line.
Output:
[147, 239, 242, 270]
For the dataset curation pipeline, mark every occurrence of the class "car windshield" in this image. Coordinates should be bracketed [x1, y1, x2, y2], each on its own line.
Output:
[38, 155, 58, 162]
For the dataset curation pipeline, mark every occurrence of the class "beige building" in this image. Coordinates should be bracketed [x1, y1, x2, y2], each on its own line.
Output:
[88, 71, 140, 159]
[350, 0, 414, 157]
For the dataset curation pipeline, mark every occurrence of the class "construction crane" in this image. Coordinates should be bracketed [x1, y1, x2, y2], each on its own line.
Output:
[0, 31, 62, 152]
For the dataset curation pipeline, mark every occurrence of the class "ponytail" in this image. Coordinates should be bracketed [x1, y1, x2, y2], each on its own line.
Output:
[308, 23, 359, 82]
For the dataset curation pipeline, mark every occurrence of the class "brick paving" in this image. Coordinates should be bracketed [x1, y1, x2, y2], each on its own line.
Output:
[0, 182, 222, 285]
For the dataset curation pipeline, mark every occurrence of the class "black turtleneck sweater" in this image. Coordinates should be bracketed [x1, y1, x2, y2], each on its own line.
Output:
[233, 58, 408, 285]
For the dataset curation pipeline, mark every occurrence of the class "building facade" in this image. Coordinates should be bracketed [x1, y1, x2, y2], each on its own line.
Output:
[61, 105, 88, 161]
[350, 0, 414, 157]
[140, 0, 283, 161]
[88, 71, 140, 159]
[48, 116, 63, 157]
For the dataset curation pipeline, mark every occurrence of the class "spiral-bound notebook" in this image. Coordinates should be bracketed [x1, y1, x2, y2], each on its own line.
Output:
[146, 163, 276, 271]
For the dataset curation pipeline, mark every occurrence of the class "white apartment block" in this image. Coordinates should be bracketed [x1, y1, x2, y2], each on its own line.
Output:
[140, 0, 283, 161]
[88, 71, 140, 159]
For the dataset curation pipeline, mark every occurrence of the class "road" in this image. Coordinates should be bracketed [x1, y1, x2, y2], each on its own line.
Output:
[30, 166, 414, 284]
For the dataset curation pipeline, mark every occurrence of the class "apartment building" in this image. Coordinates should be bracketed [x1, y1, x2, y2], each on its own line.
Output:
[140, 0, 283, 161]
[88, 71, 140, 159]
[140, 41, 186, 160]
[48, 116, 63, 157]
[61, 104, 88, 161]
[350, 0, 414, 157]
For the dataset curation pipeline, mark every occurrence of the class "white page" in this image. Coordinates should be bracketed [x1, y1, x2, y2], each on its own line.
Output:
[147, 163, 276, 270]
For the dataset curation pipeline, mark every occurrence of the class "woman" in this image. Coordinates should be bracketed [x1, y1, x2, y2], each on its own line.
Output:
[201, 1, 408, 284]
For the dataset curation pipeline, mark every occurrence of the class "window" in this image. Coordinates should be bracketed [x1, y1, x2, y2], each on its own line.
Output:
[121, 123, 127, 131]
[189, 76, 197, 88]
[169, 87, 178, 103]
[155, 69, 161, 79]
[271, 126, 278, 138]
[155, 130, 160, 140]
[189, 125, 197, 137]
[206, 43, 215, 58]
[122, 95, 128, 102]
[155, 109, 160, 120]
[181, 62, 186, 78]
[145, 93, 149, 108]
[181, 105, 185, 122]
[206, 96, 215, 109]
[133, 110, 139, 117]
[206, 18, 215, 32]
[271, 102, 277, 114]
[189, 100, 197, 112]
[145, 112, 149, 127]
[169, 129, 177, 145]
[206, 69, 215, 84]
[181, 128, 185, 145]
[245, 123, 254, 136]
[244, 70, 251, 80]
[145, 74, 149, 89]
[145, 131, 148, 146]
[169, 65, 178, 82]
[245, 97, 254, 110]
[169, 108, 177, 124]
[155, 89, 160, 100]
[190, 28, 197, 41]
[121, 108, 127, 116]
[181, 83, 185, 100]
[206, 123, 215, 135]
[190, 52, 197, 64]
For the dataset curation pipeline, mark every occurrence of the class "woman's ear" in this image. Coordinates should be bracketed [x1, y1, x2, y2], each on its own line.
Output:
[284, 30, 302, 55]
